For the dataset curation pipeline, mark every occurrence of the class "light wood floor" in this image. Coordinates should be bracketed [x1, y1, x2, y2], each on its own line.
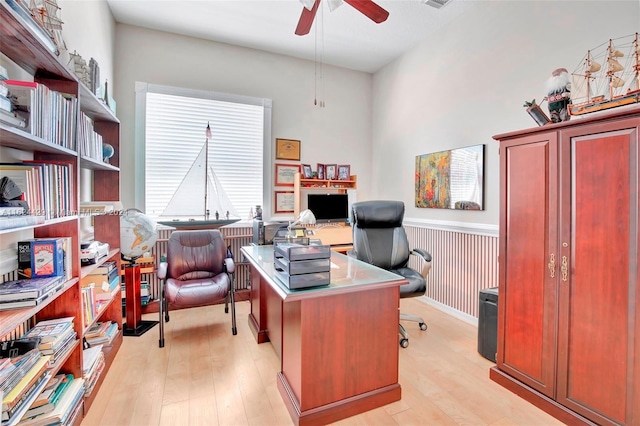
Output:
[81, 299, 563, 426]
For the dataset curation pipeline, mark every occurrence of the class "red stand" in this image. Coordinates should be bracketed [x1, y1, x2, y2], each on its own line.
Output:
[123, 263, 157, 336]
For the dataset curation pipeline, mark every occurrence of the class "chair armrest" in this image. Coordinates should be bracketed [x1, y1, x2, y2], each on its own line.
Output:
[410, 249, 432, 279]
[224, 257, 235, 274]
[157, 262, 168, 280]
[411, 248, 432, 262]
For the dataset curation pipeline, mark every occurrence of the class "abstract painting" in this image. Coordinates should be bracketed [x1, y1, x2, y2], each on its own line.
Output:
[415, 144, 484, 210]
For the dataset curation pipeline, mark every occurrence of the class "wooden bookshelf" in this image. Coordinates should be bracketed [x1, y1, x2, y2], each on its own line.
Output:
[0, 2, 122, 422]
[293, 173, 357, 217]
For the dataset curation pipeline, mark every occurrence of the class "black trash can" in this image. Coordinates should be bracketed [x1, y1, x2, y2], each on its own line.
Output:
[478, 286, 498, 362]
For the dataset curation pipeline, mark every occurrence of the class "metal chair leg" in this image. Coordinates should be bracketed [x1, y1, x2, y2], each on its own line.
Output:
[158, 280, 165, 348]
[229, 274, 237, 335]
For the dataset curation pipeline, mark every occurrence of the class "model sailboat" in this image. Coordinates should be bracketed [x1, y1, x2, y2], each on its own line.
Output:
[160, 123, 239, 222]
[570, 33, 640, 116]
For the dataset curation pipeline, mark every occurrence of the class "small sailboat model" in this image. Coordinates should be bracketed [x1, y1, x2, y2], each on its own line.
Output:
[160, 123, 239, 222]
[570, 33, 640, 116]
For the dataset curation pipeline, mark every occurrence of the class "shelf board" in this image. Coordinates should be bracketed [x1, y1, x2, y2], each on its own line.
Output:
[79, 156, 119, 171]
[0, 215, 79, 236]
[78, 84, 119, 123]
[0, 278, 78, 337]
[80, 249, 119, 278]
[0, 125, 77, 155]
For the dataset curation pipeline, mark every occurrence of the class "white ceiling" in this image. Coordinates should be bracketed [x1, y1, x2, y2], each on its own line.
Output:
[105, 0, 473, 73]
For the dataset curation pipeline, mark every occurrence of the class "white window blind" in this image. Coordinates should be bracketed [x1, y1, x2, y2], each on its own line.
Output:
[142, 88, 268, 220]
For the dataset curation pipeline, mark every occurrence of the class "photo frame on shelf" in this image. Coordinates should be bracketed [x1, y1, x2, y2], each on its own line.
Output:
[325, 164, 337, 180]
[337, 165, 351, 180]
[275, 138, 301, 161]
[275, 191, 295, 213]
[302, 164, 313, 179]
[275, 163, 301, 186]
[317, 163, 325, 180]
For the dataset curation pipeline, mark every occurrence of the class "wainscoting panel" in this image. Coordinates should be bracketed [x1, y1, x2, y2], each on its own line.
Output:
[405, 223, 499, 318]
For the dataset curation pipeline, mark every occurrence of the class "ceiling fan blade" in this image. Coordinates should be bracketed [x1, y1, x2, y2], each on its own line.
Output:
[343, 0, 389, 23]
[295, 0, 321, 36]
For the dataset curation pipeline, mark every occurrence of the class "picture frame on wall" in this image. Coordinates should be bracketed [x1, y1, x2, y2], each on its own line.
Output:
[325, 164, 337, 180]
[275, 138, 301, 161]
[275, 163, 301, 186]
[275, 191, 295, 213]
[337, 165, 350, 180]
[317, 163, 325, 180]
[302, 164, 313, 178]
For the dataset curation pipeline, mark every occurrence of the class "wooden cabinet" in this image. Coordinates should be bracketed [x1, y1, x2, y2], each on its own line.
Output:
[491, 105, 640, 425]
[293, 173, 357, 217]
[0, 2, 122, 420]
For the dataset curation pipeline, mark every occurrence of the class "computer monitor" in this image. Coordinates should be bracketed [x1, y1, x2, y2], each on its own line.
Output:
[307, 193, 349, 223]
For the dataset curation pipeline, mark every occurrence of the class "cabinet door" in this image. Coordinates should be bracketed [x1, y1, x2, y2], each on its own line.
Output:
[498, 132, 559, 397]
[556, 118, 640, 425]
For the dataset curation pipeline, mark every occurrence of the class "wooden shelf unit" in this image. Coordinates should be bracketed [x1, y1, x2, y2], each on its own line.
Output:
[293, 173, 357, 217]
[0, 2, 123, 421]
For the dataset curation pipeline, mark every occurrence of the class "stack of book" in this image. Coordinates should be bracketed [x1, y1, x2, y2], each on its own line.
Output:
[0, 340, 51, 425]
[0, 277, 65, 311]
[18, 373, 73, 421]
[0, 68, 27, 130]
[21, 318, 77, 367]
[84, 321, 118, 347]
[80, 261, 118, 302]
[15, 377, 84, 426]
[81, 345, 104, 398]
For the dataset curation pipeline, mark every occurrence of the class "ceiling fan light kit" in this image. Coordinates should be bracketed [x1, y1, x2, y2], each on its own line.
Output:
[422, 0, 451, 9]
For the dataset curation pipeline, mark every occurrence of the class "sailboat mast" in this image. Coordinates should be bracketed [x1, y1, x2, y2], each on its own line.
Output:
[586, 50, 593, 103]
[634, 33, 640, 91]
[204, 122, 212, 219]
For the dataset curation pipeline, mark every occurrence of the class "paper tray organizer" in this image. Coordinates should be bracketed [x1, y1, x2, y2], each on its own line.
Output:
[273, 242, 331, 289]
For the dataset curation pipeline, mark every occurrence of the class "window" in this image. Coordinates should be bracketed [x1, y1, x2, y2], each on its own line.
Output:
[135, 83, 272, 220]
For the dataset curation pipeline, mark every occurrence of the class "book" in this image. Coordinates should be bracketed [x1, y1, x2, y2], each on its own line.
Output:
[2, 355, 49, 412]
[0, 277, 64, 302]
[0, 109, 27, 128]
[88, 260, 117, 275]
[21, 374, 72, 420]
[22, 317, 74, 344]
[2, 371, 49, 421]
[0, 281, 65, 311]
[0, 215, 44, 231]
[17, 377, 84, 426]
[0, 94, 11, 113]
[0, 338, 41, 359]
[0, 206, 27, 216]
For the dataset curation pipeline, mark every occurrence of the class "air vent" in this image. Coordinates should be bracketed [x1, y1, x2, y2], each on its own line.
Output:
[422, 0, 451, 9]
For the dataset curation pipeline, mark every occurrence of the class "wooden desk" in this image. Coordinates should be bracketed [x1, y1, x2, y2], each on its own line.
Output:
[241, 245, 404, 426]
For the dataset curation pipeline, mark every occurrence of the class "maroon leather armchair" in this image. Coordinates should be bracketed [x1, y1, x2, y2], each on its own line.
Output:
[157, 229, 237, 348]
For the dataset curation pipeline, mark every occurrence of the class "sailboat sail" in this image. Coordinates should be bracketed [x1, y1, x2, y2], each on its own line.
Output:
[160, 143, 239, 219]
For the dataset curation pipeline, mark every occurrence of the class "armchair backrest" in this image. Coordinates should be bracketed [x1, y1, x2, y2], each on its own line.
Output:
[167, 230, 226, 280]
[350, 200, 410, 270]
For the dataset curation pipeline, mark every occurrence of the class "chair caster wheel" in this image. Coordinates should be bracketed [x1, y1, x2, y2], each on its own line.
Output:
[419, 322, 427, 331]
[232, 327, 237, 335]
[400, 338, 409, 348]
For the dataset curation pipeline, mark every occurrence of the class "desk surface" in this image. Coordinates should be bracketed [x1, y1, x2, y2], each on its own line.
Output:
[241, 245, 403, 301]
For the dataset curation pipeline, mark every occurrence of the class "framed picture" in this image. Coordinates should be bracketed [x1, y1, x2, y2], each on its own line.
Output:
[325, 164, 337, 180]
[317, 163, 325, 180]
[275, 191, 295, 213]
[275, 138, 301, 161]
[275, 163, 300, 186]
[302, 164, 313, 179]
[337, 164, 351, 180]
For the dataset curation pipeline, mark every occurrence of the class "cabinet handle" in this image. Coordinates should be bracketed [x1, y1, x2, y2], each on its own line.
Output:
[548, 253, 555, 278]
[561, 256, 568, 282]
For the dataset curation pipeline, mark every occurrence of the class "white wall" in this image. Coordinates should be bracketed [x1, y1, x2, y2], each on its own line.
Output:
[373, 0, 640, 226]
[113, 24, 373, 217]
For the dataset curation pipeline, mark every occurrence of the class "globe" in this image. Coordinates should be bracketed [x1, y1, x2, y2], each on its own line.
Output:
[120, 209, 158, 261]
[102, 143, 115, 163]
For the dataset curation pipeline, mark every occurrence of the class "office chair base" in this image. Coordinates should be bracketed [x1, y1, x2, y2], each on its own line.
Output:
[123, 320, 159, 337]
[159, 338, 165, 348]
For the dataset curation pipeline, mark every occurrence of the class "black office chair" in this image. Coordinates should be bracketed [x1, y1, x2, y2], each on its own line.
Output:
[156, 229, 237, 348]
[349, 200, 432, 348]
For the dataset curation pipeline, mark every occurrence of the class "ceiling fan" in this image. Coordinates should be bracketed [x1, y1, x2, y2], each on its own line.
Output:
[295, 0, 389, 36]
